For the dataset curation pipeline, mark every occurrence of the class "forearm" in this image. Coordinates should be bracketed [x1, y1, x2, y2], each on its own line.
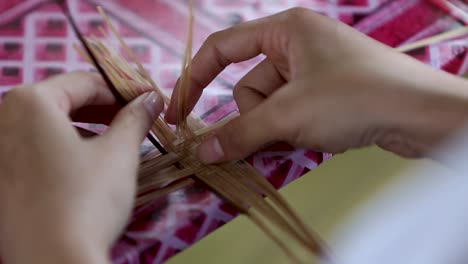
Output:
[381, 66, 468, 157]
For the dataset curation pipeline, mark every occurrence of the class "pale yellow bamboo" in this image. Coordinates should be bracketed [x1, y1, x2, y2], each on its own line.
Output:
[79, 6, 327, 261]
[397, 26, 468, 52]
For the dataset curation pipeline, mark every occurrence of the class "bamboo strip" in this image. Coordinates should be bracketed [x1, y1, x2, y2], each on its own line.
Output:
[397, 25, 468, 52]
[75, 6, 328, 262]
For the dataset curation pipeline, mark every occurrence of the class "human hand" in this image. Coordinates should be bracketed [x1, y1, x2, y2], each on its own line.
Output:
[166, 7, 468, 162]
[0, 72, 163, 263]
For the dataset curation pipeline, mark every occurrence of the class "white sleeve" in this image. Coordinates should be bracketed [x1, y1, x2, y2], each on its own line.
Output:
[330, 127, 468, 264]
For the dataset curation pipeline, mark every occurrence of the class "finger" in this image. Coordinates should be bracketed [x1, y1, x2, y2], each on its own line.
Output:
[197, 98, 284, 163]
[234, 59, 285, 113]
[166, 16, 273, 124]
[165, 77, 203, 124]
[102, 92, 164, 153]
[36, 71, 117, 113]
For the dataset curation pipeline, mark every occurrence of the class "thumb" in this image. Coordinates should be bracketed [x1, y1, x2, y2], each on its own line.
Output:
[104, 91, 164, 151]
[197, 100, 281, 163]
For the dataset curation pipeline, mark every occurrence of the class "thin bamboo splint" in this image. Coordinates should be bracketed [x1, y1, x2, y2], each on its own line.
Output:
[74, 4, 328, 263]
[397, 25, 468, 52]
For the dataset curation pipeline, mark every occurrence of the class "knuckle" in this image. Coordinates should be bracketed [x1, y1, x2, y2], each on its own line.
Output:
[5, 86, 26, 99]
[3, 87, 24, 102]
[206, 31, 222, 45]
[285, 7, 312, 23]
[218, 121, 243, 155]
[2, 87, 50, 119]
[5, 86, 41, 106]
[282, 7, 329, 36]
[205, 30, 231, 68]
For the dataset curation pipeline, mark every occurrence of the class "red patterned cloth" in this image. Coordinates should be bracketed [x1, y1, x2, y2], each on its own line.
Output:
[0, 0, 467, 263]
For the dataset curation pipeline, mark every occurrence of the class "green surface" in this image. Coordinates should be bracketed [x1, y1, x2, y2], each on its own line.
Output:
[169, 147, 425, 263]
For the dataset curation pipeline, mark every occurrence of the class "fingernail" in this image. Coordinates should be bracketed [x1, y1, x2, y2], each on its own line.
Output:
[198, 137, 224, 164]
[143, 91, 163, 120]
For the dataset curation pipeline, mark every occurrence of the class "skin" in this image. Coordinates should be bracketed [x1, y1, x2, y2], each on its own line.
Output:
[1, 7, 468, 263]
[0, 72, 163, 263]
[166, 8, 468, 162]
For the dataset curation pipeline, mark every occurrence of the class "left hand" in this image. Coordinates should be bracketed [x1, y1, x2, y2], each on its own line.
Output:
[0, 71, 163, 263]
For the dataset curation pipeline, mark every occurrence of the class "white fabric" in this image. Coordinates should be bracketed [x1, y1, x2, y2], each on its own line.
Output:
[330, 128, 468, 264]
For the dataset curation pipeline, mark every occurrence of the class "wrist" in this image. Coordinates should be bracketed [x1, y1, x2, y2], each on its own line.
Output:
[378, 69, 468, 157]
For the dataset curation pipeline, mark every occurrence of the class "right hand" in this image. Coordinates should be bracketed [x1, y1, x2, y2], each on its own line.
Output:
[166, 8, 468, 163]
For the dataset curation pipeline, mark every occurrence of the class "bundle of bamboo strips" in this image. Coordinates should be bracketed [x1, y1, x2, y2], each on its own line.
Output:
[73, 4, 327, 263]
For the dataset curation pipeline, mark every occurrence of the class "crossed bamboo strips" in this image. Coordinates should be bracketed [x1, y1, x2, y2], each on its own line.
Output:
[74, 5, 328, 263]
